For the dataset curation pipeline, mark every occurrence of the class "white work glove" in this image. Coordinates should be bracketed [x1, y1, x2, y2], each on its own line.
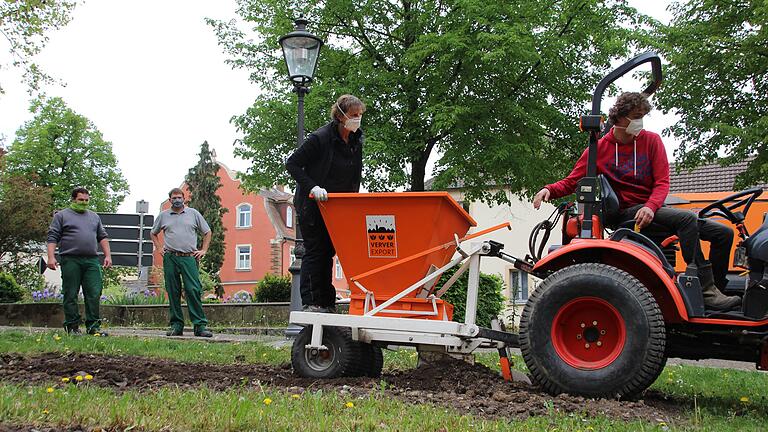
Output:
[310, 186, 328, 202]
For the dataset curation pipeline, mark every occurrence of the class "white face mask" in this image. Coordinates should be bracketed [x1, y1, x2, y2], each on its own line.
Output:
[337, 103, 362, 132]
[625, 117, 643, 136]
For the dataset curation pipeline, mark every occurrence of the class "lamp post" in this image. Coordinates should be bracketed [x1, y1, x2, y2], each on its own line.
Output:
[280, 16, 323, 337]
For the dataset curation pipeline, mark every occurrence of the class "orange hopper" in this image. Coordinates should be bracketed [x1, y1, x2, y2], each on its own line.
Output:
[317, 192, 477, 320]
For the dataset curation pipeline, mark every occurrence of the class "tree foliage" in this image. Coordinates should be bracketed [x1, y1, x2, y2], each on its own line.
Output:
[0, 168, 53, 262]
[185, 141, 228, 297]
[209, 0, 651, 203]
[3, 96, 129, 211]
[0, 0, 78, 94]
[654, 0, 768, 188]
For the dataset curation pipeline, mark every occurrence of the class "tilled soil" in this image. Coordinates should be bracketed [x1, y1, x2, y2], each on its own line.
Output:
[0, 352, 680, 426]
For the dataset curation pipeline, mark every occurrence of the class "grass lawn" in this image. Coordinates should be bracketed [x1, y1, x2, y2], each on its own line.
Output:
[0, 330, 767, 431]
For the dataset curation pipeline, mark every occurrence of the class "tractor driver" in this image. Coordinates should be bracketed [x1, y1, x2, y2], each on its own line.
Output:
[532, 92, 740, 312]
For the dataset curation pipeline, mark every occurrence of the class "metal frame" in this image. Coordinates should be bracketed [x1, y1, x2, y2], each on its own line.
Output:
[290, 238, 510, 355]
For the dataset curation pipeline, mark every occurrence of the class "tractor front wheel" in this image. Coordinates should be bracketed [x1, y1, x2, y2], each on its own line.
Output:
[520, 263, 666, 399]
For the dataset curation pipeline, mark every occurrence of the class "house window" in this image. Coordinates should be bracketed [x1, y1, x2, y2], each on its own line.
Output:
[290, 246, 296, 265]
[335, 257, 343, 279]
[286, 206, 293, 228]
[236, 245, 251, 270]
[509, 269, 528, 303]
[236, 204, 252, 228]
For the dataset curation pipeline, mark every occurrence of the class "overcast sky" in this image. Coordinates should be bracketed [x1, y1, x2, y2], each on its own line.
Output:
[0, 0, 673, 214]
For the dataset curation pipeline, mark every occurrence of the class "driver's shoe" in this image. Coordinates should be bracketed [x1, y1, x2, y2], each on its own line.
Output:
[700, 263, 741, 311]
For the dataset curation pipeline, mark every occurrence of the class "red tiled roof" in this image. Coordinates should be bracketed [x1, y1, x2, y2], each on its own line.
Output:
[670, 159, 767, 193]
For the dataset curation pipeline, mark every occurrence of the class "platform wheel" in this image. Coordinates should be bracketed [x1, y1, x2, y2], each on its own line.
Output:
[291, 326, 362, 379]
[520, 263, 666, 399]
[362, 343, 384, 378]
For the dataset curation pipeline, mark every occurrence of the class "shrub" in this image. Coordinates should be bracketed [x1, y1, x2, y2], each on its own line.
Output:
[437, 267, 505, 328]
[101, 266, 135, 290]
[254, 273, 291, 302]
[0, 272, 24, 303]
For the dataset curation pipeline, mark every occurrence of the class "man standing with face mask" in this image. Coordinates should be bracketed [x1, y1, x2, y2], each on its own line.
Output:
[47, 187, 112, 335]
[151, 188, 213, 337]
[533, 92, 739, 311]
[286, 94, 366, 313]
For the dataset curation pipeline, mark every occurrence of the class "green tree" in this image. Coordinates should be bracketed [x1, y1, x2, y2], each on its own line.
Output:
[209, 0, 650, 203]
[185, 141, 228, 297]
[0, 156, 52, 261]
[3, 96, 129, 211]
[0, 0, 78, 93]
[654, 0, 768, 188]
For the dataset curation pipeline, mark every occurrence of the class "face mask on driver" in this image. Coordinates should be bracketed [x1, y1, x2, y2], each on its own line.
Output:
[625, 117, 644, 136]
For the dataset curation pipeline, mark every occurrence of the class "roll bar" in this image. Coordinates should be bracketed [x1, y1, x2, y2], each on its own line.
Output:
[578, 52, 663, 239]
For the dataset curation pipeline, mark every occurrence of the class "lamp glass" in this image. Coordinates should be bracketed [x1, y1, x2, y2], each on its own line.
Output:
[282, 35, 321, 83]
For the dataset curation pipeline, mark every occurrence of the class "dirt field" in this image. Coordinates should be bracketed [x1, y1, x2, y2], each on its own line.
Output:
[0, 352, 680, 427]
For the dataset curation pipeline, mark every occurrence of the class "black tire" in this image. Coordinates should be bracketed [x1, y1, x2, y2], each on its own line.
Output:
[365, 344, 384, 378]
[291, 326, 362, 378]
[520, 263, 666, 399]
[346, 342, 384, 378]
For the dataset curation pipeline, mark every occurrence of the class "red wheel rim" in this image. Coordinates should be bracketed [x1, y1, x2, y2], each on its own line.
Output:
[551, 297, 626, 370]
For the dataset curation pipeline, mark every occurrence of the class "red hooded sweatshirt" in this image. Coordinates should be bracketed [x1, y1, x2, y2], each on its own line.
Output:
[545, 128, 670, 212]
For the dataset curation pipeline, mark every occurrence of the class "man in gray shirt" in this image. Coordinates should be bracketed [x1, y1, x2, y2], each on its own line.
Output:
[151, 187, 213, 337]
[47, 187, 112, 335]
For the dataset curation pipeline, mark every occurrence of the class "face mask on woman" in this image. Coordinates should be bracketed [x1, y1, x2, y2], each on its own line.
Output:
[337, 103, 362, 132]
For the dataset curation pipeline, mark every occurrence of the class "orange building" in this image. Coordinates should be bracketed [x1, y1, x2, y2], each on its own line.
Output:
[153, 161, 350, 297]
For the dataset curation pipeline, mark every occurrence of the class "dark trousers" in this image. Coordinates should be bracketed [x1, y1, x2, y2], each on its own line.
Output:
[619, 205, 734, 288]
[60, 256, 102, 332]
[299, 216, 337, 308]
[163, 254, 208, 331]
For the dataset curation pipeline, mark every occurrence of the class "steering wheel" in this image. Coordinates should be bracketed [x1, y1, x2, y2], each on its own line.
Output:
[698, 187, 763, 223]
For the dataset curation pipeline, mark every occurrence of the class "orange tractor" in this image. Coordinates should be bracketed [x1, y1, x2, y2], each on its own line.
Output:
[520, 52, 768, 398]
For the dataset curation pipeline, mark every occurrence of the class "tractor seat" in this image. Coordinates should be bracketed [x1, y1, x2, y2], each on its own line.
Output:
[598, 174, 679, 266]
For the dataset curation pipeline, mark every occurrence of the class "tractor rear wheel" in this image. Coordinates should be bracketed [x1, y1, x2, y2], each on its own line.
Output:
[520, 263, 666, 399]
[291, 326, 362, 379]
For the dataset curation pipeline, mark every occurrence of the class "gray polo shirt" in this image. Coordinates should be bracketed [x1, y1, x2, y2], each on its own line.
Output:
[47, 208, 109, 256]
[151, 207, 211, 253]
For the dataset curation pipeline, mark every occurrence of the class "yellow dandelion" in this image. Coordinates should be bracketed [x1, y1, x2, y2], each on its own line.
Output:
[263, 398, 272, 405]
[93, 332, 101, 337]
[740, 396, 749, 403]
[85, 374, 93, 381]
[345, 402, 355, 408]
[46, 387, 54, 393]
[291, 394, 301, 399]
[42, 409, 49, 415]
[75, 375, 83, 382]
[61, 377, 70, 383]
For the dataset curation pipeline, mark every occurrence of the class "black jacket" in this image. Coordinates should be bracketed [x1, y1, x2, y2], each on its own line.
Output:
[286, 120, 363, 224]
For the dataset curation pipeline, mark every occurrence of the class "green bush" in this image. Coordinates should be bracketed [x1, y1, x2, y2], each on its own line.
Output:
[4, 258, 45, 292]
[254, 273, 291, 302]
[199, 269, 217, 294]
[101, 266, 135, 290]
[438, 267, 505, 327]
[0, 272, 24, 303]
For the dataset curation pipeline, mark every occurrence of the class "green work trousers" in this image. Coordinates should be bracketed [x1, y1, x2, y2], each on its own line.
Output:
[60, 255, 103, 332]
[163, 254, 208, 331]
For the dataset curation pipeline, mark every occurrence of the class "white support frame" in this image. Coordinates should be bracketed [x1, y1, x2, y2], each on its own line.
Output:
[292, 238, 503, 355]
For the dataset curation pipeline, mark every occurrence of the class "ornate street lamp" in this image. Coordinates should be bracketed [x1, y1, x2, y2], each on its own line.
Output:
[280, 16, 323, 337]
